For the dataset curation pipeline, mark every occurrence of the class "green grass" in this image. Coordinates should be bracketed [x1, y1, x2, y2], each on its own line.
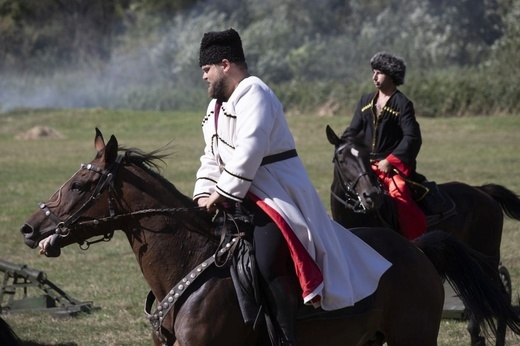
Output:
[1, 109, 519, 345]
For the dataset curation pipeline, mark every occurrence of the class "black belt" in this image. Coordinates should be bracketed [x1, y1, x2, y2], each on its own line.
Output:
[261, 149, 298, 166]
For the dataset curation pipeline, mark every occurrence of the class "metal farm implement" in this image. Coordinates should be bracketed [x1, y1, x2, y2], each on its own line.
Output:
[0, 259, 98, 317]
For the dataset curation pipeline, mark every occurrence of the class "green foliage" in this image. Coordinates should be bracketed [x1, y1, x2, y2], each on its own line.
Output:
[273, 80, 372, 116]
[405, 69, 487, 117]
[0, 0, 519, 116]
[0, 0, 130, 72]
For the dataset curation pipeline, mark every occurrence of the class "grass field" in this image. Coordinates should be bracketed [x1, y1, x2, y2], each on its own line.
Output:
[1, 109, 519, 345]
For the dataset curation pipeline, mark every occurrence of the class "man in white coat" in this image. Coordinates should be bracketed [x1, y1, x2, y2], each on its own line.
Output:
[194, 28, 391, 345]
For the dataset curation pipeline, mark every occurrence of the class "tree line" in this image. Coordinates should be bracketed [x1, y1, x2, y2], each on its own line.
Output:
[0, 0, 518, 116]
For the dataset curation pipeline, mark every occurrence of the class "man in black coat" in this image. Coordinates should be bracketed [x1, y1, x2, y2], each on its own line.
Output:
[343, 52, 426, 240]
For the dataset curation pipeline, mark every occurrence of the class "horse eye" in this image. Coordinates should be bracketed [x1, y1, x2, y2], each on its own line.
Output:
[70, 182, 84, 192]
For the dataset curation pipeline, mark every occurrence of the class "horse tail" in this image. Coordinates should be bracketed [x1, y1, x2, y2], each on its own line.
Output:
[413, 231, 520, 337]
[478, 183, 520, 221]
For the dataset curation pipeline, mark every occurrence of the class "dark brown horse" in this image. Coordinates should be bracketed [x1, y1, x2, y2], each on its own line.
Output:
[20, 129, 520, 346]
[326, 125, 520, 346]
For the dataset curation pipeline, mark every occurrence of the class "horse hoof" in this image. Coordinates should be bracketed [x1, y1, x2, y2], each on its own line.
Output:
[471, 337, 486, 346]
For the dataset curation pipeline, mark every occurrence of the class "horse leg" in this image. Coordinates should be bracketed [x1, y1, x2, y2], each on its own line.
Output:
[493, 274, 512, 346]
[467, 317, 486, 346]
[439, 184, 510, 346]
[464, 264, 511, 346]
[467, 314, 507, 346]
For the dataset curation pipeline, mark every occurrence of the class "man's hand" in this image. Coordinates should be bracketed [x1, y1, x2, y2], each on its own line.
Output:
[377, 159, 393, 175]
[197, 197, 209, 208]
[199, 191, 226, 213]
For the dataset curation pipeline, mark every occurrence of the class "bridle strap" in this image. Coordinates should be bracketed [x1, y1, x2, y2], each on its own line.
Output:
[144, 216, 242, 345]
[35, 152, 227, 345]
[331, 144, 383, 213]
[38, 155, 124, 245]
[144, 253, 216, 346]
[76, 206, 213, 248]
[331, 156, 368, 213]
[38, 155, 215, 250]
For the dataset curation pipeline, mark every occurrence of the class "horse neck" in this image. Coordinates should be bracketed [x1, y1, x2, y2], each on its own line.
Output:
[118, 163, 217, 296]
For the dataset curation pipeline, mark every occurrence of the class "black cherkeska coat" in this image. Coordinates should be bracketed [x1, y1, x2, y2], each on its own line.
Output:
[343, 90, 422, 173]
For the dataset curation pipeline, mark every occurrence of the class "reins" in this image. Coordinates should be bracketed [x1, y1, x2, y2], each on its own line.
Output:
[38, 154, 213, 250]
[330, 141, 398, 229]
[331, 143, 376, 213]
[37, 150, 242, 346]
[76, 206, 213, 249]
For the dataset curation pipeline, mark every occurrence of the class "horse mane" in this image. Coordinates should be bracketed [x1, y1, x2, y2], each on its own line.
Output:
[341, 130, 371, 155]
[118, 145, 199, 207]
[120, 145, 178, 191]
[118, 145, 216, 235]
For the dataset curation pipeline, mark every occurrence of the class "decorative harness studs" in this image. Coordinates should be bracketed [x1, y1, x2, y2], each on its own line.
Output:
[144, 237, 238, 346]
[37, 153, 233, 346]
[331, 143, 383, 213]
[38, 156, 124, 248]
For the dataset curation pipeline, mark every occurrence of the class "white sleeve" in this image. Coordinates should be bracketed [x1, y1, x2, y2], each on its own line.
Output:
[193, 100, 221, 200]
[215, 84, 275, 201]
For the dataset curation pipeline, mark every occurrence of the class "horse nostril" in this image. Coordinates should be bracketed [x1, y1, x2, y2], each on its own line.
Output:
[20, 224, 34, 237]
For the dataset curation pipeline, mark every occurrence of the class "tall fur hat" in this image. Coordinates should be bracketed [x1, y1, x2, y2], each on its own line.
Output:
[199, 28, 246, 67]
[370, 52, 406, 86]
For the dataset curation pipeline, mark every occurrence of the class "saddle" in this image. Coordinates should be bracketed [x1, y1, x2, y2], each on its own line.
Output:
[374, 173, 456, 231]
[212, 209, 262, 325]
[406, 173, 451, 215]
[215, 209, 377, 328]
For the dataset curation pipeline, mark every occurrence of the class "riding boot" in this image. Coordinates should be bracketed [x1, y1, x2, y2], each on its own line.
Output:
[264, 276, 298, 345]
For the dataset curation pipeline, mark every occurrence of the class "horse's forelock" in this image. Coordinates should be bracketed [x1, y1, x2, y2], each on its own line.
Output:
[342, 132, 370, 153]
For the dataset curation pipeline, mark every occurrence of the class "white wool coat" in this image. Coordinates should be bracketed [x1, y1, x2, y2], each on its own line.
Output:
[193, 76, 391, 310]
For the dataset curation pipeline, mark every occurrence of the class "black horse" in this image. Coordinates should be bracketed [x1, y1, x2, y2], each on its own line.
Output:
[326, 125, 520, 346]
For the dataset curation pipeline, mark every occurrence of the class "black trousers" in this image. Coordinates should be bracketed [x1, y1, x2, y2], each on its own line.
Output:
[240, 198, 292, 284]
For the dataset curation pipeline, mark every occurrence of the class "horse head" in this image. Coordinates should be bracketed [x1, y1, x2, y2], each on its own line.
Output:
[326, 125, 384, 212]
[20, 128, 125, 256]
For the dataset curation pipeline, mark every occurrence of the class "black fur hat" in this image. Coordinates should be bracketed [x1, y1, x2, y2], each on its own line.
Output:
[370, 52, 406, 86]
[199, 28, 246, 67]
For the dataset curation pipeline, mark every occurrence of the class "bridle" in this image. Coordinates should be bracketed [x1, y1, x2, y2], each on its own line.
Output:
[37, 155, 124, 249]
[331, 142, 383, 213]
[36, 152, 230, 345]
[38, 154, 206, 250]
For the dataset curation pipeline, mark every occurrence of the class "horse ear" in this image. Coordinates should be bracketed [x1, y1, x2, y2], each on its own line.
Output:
[326, 125, 341, 146]
[94, 128, 105, 152]
[104, 135, 119, 165]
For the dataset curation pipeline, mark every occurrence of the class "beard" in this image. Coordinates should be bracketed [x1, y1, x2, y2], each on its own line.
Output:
[208, 73, 228, 101]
